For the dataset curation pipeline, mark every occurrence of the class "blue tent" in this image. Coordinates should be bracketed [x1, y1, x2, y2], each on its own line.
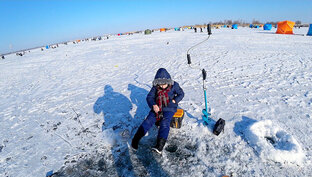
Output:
[249, 24, 253, 28]
[307, 24, 312, 36]
[174, 27, 180, 31]
[46, 45, 49, 49]
[263, 24, 272, 30]
[223, 25, 227, 28]
[232, 24, 238, 29]
[254, 25, 259, 28]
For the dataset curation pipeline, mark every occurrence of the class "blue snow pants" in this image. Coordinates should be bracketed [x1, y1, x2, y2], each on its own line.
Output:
[139, 110, 174, 140]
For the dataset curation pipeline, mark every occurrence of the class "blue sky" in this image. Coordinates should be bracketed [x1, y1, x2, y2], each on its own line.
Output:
[1, 0, 311, 54]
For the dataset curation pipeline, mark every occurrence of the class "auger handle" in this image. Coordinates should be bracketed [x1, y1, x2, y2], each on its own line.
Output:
[207, 24, 212, 35]
[187, 54, 191, 65]
[202, 69, 207, 81]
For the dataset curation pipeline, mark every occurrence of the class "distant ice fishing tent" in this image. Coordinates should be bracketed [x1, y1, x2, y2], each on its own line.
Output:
[160, 28, 166, 32]
[249, 24, 253, 28]
[232, 24, 238, 29]
[307, 24, 312, 36]
[276, 21, 295, 34]
[174, 27, 180, 31]
[144, 29, 152, 35]
[46, 45, 49, 49]
[263, 24, 272, 30]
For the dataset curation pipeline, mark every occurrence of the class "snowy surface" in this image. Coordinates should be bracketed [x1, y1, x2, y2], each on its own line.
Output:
[245, 119, 305, 165]
[1, 27, 312, 177]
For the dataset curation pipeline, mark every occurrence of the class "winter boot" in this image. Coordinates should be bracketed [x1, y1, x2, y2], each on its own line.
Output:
[152, 138, 166, 154]
[131, 127, 145, 150]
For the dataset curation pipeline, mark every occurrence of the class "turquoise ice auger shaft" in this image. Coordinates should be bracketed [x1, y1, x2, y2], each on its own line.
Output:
[202, 89, 211, 123]
[201, 69, 211, 123]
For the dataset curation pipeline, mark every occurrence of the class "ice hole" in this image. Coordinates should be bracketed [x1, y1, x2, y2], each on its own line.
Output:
[244, 120, 305, 165]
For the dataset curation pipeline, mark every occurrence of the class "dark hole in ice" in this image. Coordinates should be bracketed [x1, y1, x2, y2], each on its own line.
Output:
[264, 136, 276, 145]
[165, 145, 178, 153]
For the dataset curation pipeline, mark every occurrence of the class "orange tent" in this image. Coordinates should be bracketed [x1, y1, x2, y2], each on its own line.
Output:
[160, 28, 166, 32]
[276, 21, 295, 34]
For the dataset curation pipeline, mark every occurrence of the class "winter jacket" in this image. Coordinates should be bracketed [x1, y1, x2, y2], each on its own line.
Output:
[146, 68, 184, 113]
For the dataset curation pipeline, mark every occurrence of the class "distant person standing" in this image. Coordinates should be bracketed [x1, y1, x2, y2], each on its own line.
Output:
[200, 28, 203, 32]
[194, 28, 197, 33]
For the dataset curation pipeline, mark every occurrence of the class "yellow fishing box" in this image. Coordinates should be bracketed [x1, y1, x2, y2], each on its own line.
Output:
[170, 109, 184, 128]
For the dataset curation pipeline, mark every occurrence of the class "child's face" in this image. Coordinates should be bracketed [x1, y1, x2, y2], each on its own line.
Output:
[159, 84, 168, 89]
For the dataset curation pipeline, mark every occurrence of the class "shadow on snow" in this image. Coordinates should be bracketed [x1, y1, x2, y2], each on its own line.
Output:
[93, 84, 170, 176]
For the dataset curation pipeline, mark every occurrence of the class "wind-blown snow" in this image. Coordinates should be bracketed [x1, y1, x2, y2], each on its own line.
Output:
[1, 27, 312, 177]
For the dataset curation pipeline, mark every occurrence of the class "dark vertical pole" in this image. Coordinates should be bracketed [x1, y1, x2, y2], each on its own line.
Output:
[207, 24, 212, 35]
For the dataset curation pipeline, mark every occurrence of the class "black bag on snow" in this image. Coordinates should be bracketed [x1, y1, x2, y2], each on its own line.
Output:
[213, 118, 225, 136]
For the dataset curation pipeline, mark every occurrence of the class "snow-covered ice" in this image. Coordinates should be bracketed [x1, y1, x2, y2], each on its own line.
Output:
[244, 119, 305, 165]
[1, 27, 312, 176]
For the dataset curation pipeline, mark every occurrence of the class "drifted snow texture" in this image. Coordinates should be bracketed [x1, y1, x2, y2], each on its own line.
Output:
[1, 27, 312, 177]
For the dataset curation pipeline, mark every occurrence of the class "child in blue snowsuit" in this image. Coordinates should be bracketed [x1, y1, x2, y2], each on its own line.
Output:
[131, 68, 184, 154]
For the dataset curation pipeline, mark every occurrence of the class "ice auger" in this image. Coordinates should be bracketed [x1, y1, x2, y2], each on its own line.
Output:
[186, 24, 212, 124]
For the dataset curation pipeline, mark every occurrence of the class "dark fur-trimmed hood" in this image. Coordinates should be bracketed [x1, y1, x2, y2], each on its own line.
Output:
[152, 68, 174, 86]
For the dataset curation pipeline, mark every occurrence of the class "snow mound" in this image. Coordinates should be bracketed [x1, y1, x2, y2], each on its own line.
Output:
[245, 120, 305, 165]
